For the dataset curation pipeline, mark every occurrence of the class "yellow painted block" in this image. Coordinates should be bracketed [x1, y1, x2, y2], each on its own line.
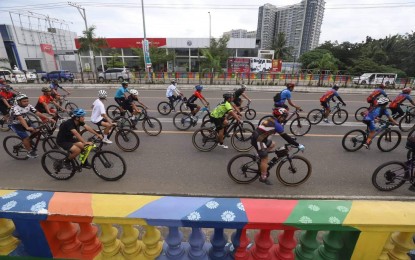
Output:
[0, 190, 16, 197]
[350, 231, 390, 260]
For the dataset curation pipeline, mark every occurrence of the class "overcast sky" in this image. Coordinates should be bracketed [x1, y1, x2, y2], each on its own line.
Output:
[0, 0, 414, 44]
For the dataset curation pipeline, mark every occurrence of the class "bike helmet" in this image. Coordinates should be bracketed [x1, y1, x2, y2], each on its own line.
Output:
[15, 93, 28, 101]
[287, 83, 295, 89]
[171, 79, 177, 84]
[71, 108, 86, 118]
[403, 87, 412, 94]
[41, 86, 51, 92]
[241, 84, 247, 90]
[129, 89, 139, 96]
[121, 81, 129, 86]
[195, 85, 203, 91]
[223, 92, 234, 100]
[273, 107, 288, 118]
[377, 97, 390, 106]
[98, 89, 107, 99]
[332, 84, 340, 90]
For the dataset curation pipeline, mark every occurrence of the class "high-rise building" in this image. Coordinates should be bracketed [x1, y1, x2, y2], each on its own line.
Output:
[223, 29, 257, 38]
[256, 0, 325, 57]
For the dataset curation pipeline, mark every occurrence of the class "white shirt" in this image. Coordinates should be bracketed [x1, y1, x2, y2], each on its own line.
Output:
[91, 99, 106, 123]
[166, 84, 179, 97]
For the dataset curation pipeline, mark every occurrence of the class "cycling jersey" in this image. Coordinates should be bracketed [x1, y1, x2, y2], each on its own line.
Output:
[166, 84, 178, 97]
[187, 91, 203, 104]
[367, 88, 387, 103]
[114, 87, 129, 98]
[210, 101, 232, 118]
[320, 89, 339, 103]
[254, 118, 284, 142]
[49, 83, 62, 91]
[234, 88, 244, 99]
[56, 118, 80, 147]
[0, 91, 15, 100]
[389, 93, 412, 109]
[91, 99, 105, 123]
[9, 104, 37, 125]
[35, 95, 54, 112]
[363, 107, 390, 121]
[274, 89, 292, 106]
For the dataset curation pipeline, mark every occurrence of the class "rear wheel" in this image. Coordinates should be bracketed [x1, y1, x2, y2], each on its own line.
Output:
[106, 105, 121, 120]
[3, 136, 28, 160]
[289, 117, 311, 136]
[157, 101, 171, 115]
[342, 129, 366, 152]
[42, 136, 60, 153]
[355, 107, 369, 122]
[231, 127, 253, 152]
[92, 151, 126, 181]
[173, 112, 193, 130]
[41, 150, 76, 180]
[307, 109, 324, 124]
[377, 129, 401, 152]
[371, 161, 407, 191]
[332, 109, 348, 125]
[115, 129, 140, 152]
[227, 154, 260, 184]
[64, 102, 78, 111]
[276, 155, 312, 186]
[142, 117, 162, 136]
[192, 127, 218, 152]
[399, 114, 415, 132]
[244, 108, 256, 120]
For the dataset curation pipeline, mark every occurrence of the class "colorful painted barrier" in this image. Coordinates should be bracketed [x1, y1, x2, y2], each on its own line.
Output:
[1, 189, 415, 259]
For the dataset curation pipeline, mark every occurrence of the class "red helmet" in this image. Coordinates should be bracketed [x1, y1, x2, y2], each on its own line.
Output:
[273, 108, 288, 118]
[286, 83, 295, 89]
[402, 87, 412, 94]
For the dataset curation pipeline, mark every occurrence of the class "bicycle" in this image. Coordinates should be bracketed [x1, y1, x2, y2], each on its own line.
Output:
[396, 105, 415, 132]
[106, 101, 146, 121]
[257, 109, 311, 136]
[239, 101, 257, 120]
[307, 101, 348, 125]
[173, 106, 210, 131]
[157, 95, 189, 115]
[41, 143, 126, 181]
[192, 118, 253, 152]
[342, 119, 401, 152]
[227, 144, 312, 186]
[57, 94, 78, 111]
[110, 108, 162, 136]
[3, 123, 60, 160]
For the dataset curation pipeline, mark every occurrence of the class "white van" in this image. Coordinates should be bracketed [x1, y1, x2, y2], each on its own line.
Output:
[0, 68, 27, 83]
[250, 58, 272, 73]
[352, 73, 397, 86]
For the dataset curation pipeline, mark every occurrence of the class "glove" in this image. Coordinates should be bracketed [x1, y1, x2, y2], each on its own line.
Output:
[342, 103, 346, 106]
[298, 144, 305, 151]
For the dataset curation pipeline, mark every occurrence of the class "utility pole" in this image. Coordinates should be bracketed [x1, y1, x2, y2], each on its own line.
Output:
[141, 0, 152, 83]
[208, 12, 211, 47]
[68, 1, 94, 82]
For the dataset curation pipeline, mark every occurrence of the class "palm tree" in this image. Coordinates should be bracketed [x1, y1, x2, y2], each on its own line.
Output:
[271, 32, 292, 60]
[77, 26, 107, 80]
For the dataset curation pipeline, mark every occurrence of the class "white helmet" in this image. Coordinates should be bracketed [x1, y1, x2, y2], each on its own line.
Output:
[377, 97, 389, 106]
[16, 93, 28, 101]
[129, 89, 139, 96]
[98, 89, 107, 99]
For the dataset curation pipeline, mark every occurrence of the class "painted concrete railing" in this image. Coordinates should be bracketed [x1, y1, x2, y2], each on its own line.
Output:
[1, 189, 415, 259]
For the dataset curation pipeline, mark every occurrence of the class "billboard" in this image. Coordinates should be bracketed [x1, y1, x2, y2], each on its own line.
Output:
[270, 59, 282, 72]
[227, 58, 250, 73]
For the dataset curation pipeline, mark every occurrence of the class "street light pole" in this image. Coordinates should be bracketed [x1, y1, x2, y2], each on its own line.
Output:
[208, 12, 211, 47]
[141, 0, 152, 83]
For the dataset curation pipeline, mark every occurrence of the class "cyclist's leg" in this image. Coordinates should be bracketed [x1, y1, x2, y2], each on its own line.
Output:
[115, 97, 125, 112]
[363, 120, 376, 146]
[251, 132, 273, 183]
[168, 96, 175, 109]
[97, 119, 112, 138]
[10, 124, 31, 151]
[188, 103, 197, 116]
[321, 102, 330, 118]
[67, 142, 83, 160]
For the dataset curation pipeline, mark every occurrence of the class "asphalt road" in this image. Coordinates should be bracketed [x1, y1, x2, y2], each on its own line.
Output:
[0, 88, 413, 200]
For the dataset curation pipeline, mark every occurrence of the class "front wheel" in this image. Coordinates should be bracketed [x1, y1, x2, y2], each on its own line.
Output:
[355, 107, 369, 122]
[3, 136, 28, 160]
[276, 155, 312, 186]
[41, 150, 76, 180]
[92, 151, 126, 181]
[157, 101, 172, 115]
[377, 130, 401, 152]
[192, 127, 218, 152]
[64, 102, 78, 111]
[289, 117, 311, 136]
[106, 105, 121, 120]
[307, 109, 324, 125]
[342, 129, 366, 152]
[332, 109, 348, 125]
[227, 154, 260, 184]
[244, 108, 256, 120]
[231, 127, 253, 152]
[371, 161, 407, 191]
[173, 112, 193, 130]
[142, 117, 162, 136]
[42, 136, 60, 153]
[115, 129, 140, 152]
[399, 114, 415, 132]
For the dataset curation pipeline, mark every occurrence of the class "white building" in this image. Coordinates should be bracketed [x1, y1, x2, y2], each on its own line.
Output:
[223, 29, 257, 39]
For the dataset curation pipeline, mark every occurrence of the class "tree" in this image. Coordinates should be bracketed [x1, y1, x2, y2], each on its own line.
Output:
[132, 45, 175, 72]
[307, 53, 339, 86]
[298, 49, 331, 69]
[77, 26, 107, 79]
[107, 50, 125, 68]
[200, 35, 231, 72]
[271, 32, 292, 60]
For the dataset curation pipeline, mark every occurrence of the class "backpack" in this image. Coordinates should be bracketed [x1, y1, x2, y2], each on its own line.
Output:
[367, 90, 381, 103]
[273, 91, 282, 102]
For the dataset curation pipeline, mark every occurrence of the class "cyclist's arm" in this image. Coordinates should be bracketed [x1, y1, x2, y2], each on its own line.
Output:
[16, 115, 33, 131]
[60, 86, 70, 95]
[41, 102, 54, 115]
[51, 100, 65, 112]
[1, 98, 10, 108]
[228, 110, 241, 122]
[230, 102, 241, 114]
[287, 99, 301, 110]
[279, 132, 300, 146]
[241, 93, 251, 102]
[136, 99, 148, 109]
[174, 88, 182, 96]
[34, 111, 52, 122]
[387, 115, 398, 125]
[336, 96, 346, 105]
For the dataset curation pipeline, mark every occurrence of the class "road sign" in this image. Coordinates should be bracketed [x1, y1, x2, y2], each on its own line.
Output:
[142, 39, 152, 67]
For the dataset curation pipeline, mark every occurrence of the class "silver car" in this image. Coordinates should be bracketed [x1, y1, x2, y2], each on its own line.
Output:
[98, 68, 131, 83]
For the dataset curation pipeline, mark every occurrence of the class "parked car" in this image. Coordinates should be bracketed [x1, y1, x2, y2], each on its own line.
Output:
[0, 68, 27, 83]
[0, 69, 13, 83]
[98, 68, 131, 83]
[22, 70, 37, 83]
[41, 70, 74, 83]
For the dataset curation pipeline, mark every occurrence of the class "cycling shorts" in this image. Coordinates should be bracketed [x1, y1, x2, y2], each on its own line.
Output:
[114, 97, 125, 107]
[95, 118, 108, 126]
[363, 120, 376, 131]
[0, 103, 9, 115]
[57, 141, 76, 151]
[211, 117, 225, 130]
[251, 131, 272, 159]
[321, 101, 329, 109]
[274, 104, 289, 110]
[233, 97, 242, 107]
[187, 103, 198, 112]
[10, 124, 30, 139]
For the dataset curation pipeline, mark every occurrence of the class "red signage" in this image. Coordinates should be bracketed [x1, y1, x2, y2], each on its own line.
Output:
[227, 58, 250, 73]
[40, 44, 54, 56]
[74, 38, 167, 49]
[270, 59, 282, 72]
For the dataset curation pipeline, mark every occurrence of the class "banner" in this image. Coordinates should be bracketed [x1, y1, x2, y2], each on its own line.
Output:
[40, 44, 54, 56]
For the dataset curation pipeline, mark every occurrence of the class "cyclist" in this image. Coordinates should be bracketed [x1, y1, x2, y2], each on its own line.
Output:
[35, 86, 65, 117]
[274, 83, 301, 111]
[209, 92, 242, 149]
[389, 87, 415, 119]
[362, 97, 398, 149]
[367, 84, 388, 107]
[166, 79, 183, 112]
[233, 85, 251, 112]
[9, 94, 54, 158]
[0, 85, 16, 123]
[56, 108, 102, 168]
[186, 85, 209, 120]
[91, 90, 114, 144]
[49, 79, 71, 105]
[319, 84, 346, 123]
[251, 108, 305, 185]
[114, 81, 130, 112]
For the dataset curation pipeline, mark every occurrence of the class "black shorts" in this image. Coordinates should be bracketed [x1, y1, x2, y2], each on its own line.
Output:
[95, 118, 108, 126]
[114, 97, 125, 107]
[233, 98, 242, 107]
[187, 103, 198, 112]
[251, 131, 272, 159]
[274, 104, 289, 110]
[0, 104, 9, 115]
[57, 141, 75, 151]
[211, 117, 225, 130]
[321, 102, 329, 109]
[121, 102, 134, 113]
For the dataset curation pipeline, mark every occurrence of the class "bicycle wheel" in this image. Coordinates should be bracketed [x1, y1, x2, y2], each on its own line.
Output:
[342, 129, 366, 152]
[192, 127, 218, 152]
[258, 115, 273, 126]
[115, 129, 140, 152]
[332, 109, 348, 125]
[244, 109, 256, 120]
[231, 127, 253, 152]
[80, 128, 102, 143]
[371, 161, 407, 191]
[355, 107, 369, 122]
[241, 121, 255, 133]
[377, 129, 401, 152]
[307, 109, 324, 125]
[26, 112, 42, 128]
[142, 117, 162, 136]
[202, 114, 211, 124]
[173, 112, 193, 130]
[106, 105, 122, 120]
[41, 150, 76, 180]
[227, 154, 260, 184]
[64, 102, 78, 111]
[276, 155, 312, 186]
[3, 136, 28, 160]
[180, 102, 190, 113]
[42, 136, 60, 153]
[157, 101, 171, 115]
[289, 117, 311, 136]
[92, 151, 126, 181]
[399, 114, 415, 132]
[133, 103, 146, 121]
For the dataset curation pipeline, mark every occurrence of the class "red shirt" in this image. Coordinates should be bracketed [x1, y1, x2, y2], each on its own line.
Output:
[0, 91, 14, 100]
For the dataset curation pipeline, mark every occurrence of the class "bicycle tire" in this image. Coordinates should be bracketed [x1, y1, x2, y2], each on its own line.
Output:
[202, 113, 211, 124]
[3, 136, 28, 160]
[180, 102, 190, 113]
[307, 109, 324, 125]
[354, 107, 369, 122]
[399, 113, 415, 132]
[115, 129, 140, 152]
[231, 127, 253, 152]
[42, 136, 60, 153]
[377, 129, 401, 152]
[258, 115, 273, 126]
[342, 129, 366, 152]
[133, 103, 146, 121]
[371, 161, 407, 191]
[289, 117, 311, 136]
[201, 119, 215, 129]
[332, 109, 348, 125]
[157, 101, 172, 115]
[192, 127, 218, 152]
[241, 121, 255, 133]
[227, 154, 260, 184]
[26, 112, 42, 129]
[173, 112, 193, 130]
[142, 117, 162, 136]
[41, 149, 76, 180]
[107, 105, 122, 120]
[92, 151, 126, 181]
[244, 108, 256, 120]
[276, 155, 312, 186]
[64, 102, 78, 111]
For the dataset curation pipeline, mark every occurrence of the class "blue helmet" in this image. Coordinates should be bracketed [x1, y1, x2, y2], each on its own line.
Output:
[71, 108, 86, 118]
[195, 85, 203, 91]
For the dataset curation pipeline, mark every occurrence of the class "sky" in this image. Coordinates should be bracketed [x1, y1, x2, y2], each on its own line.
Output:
[0, 0, 414, 44]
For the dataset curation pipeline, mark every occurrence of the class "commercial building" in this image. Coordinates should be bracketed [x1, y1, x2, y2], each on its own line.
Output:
[223, 29, 257, 39]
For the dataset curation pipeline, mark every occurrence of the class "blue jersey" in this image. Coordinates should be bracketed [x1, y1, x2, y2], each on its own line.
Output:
[256, 118, 284, 142]
[363, 107, 390, 121]
[115, 87, 129, 98]
[275, 89, 292, 106]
